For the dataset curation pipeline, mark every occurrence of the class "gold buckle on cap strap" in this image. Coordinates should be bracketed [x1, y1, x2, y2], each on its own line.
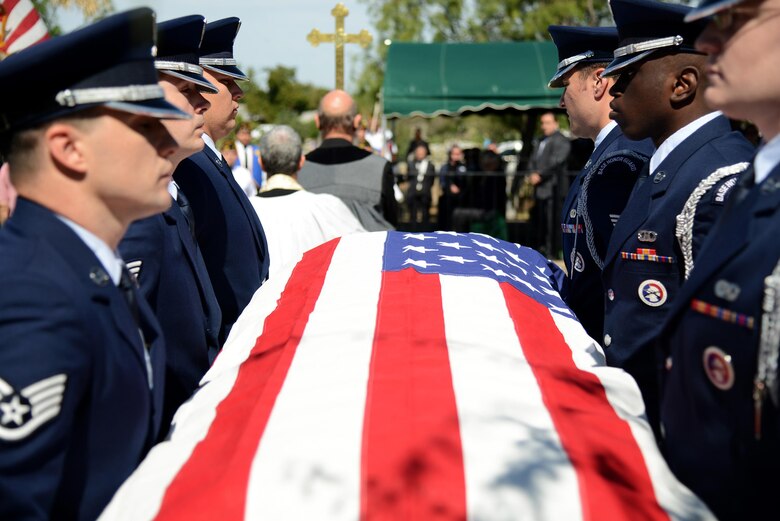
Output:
[199, 57, 238, 66]
[55, 84, 165, 107]
[557, 50, 595, 70]
[613, 35, 684, 58]
[155, 61, 205, 75]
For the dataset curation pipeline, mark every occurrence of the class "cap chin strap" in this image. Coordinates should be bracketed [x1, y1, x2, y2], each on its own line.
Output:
[199, 57, 237, 66]
[55, 84, 164, 108]
[613, 35, 683, 58]
[556, 50, 594, 70]
[155, 61, 205, 75]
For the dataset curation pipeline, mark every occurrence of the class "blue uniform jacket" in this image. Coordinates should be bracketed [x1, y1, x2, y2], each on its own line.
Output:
[601, 115, 754, 422]
[174, 147, 270, 342]
[119, 198, 222, 434]
[0, 199, 165, 520]
[560, 125, 653, 340]
[657, 163, 779, 521]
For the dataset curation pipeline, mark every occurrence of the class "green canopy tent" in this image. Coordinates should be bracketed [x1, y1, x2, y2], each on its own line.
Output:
[383, 41, 563, 118]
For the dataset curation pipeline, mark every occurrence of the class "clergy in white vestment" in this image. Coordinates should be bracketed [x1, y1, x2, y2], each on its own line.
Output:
[249, 125, 366, 277]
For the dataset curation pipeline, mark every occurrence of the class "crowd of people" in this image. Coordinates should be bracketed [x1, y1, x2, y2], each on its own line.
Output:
[0, 0, 778, 518]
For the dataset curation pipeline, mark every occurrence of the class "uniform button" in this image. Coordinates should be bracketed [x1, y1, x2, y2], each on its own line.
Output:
[660, 422, 666, 439]
[569, 209, 577, 219]
[607, 289, 615, 301]
[665, 356, 673, 370]
[604, 334, 612, 347]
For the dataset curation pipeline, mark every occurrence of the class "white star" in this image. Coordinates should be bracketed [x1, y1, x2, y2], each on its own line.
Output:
[403, 245, 438, 254]
[439, 255, 476, 264]
[506, 260, 528, 275]
[533, 272, 553, 287]
[436, 231, 459, 236]
[502, 249, 529, 265]
[472, 233, 500, 242]
[404, 258, 439, 269]
[0, 395, 30, 426]
[473, 240, 501, 252]
[482, 265, 509, 277]
[438, 241, 471, 250]
[476, 250, 507, 265]
[403, 233, 435, 241]
[509, 274, 540, 293]
[548, 304, 573, 316]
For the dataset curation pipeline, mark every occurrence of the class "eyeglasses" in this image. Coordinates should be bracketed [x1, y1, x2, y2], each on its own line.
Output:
[711, 1, 780, 32]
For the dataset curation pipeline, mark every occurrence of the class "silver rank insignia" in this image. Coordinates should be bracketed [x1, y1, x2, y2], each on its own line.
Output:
[126, 260, 143, 280]
[637, 230, 658, 243]
[0, 374, 67, 441]
[714, 279, 741, 302]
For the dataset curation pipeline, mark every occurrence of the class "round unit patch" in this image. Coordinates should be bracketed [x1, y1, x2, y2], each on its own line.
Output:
[637, 279, 667, 307]
[571, 250, 585, 273]
[702, 346, 735, 391]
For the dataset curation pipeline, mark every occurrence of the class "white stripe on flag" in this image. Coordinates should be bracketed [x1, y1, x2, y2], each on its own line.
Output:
[552, 312, 716, 521]
[5, 0, 34, 31]
[244, 233, 386, 520]
[7, 17, 46, 53]
[441, 274, 583, 521]
[98, 256, 293, 521]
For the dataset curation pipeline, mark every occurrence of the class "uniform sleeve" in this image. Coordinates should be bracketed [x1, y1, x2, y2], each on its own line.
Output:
[0, 277, 91, 520]
[119, 215, 164, 308]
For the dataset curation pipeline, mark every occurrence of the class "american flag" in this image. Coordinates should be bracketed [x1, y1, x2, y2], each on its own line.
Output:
[101, 232, 713, 521]
[0, 0, 49, 56]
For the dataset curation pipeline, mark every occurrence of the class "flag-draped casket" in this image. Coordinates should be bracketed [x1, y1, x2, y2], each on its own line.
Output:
[101, 232, 713, 520]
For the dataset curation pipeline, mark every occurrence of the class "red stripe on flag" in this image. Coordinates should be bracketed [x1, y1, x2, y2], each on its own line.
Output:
[2, 0, 22, 15]
[3, 6, 42, 50]
[361, 268, 467, 521]
[154, 238, 341, 520]
[502, 285, 669, 521]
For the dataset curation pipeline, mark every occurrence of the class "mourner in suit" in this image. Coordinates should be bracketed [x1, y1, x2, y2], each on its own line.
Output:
[404, 143, 436, 230]
[174, 17, 270, 343]
[119, 15, 222, 436]
[235, 122, 263, 191]
[655, 1, 780, 518]
[600, 0, 755, 429]
[0, 9, 188, 519]
[548, 25, 654, 341]
[527, 111, 571, 255]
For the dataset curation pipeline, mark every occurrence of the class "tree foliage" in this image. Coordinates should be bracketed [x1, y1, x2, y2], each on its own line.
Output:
[241, 65, 328, 139]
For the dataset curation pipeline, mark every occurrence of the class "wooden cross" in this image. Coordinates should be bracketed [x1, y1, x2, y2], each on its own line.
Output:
[307, 3, 372, 90]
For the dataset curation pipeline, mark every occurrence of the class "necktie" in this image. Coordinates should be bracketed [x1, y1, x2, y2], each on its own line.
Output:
[176, 188, 196, 240]
[118, 265, 154, 388]
[245, 147, 251, 171]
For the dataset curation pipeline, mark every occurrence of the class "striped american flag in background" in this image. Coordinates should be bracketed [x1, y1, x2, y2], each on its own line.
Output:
[0, 0, 48, 56]
[101, 231, 714, 521]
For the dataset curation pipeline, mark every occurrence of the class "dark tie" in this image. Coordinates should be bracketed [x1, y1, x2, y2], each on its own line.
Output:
[118, 265, 142, 329]
[245, 147, 251, 170]
[176, 188, 196, 240]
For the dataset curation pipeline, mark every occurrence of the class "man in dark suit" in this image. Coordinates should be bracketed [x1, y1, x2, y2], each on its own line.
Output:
[600, 0, 755, 429]
[119, 15, 222, 435]
[174, 17, 270, 342]
[548, 25, 653, 342]
[655, 1, 780, 518]
[528, 111, 571, 255]
[0, 9, 187, 519]
[404, 143, 435, 230]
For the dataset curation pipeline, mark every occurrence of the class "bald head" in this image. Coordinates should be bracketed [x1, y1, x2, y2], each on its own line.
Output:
[316, 89, 360, 139]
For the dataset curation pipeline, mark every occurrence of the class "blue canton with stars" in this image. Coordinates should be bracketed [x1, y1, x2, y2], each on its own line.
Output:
[383, 232, 573, 318]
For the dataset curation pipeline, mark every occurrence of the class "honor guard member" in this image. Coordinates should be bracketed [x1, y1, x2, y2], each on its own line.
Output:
[173, 17, 270, 343]
[119, 15, 223, 436]
[548, 25, 653, 341]
[0, 9, 188, 519]
[656, 1, 780, 518]
[599, 0, 755, 428]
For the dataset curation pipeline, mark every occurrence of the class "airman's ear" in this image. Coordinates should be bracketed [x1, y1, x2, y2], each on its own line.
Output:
[671, 66, 699, 104]
[45, 122, 89, 178]
[592, 68, 610, 101]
